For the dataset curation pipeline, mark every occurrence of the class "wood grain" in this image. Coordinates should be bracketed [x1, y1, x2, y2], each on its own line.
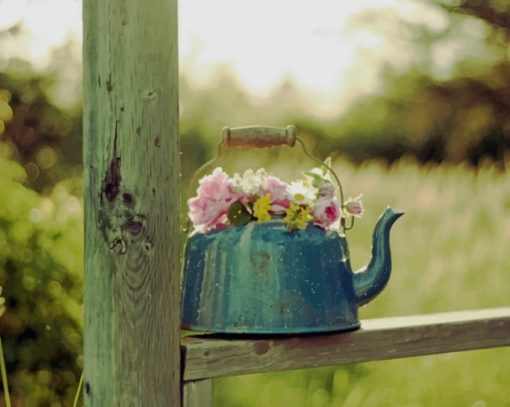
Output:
[83, 0, 180, 404]
[182, 307, 510, 381]
[183, 379, 213, 407]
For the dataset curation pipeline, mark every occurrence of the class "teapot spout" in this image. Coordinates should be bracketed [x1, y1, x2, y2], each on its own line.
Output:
[353, 207, 403, 306]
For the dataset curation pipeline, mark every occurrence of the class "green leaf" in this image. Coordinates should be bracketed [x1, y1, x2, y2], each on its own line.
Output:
[227, 201, 253, 226]
[321, 157, 332, 176]
[304, 171, 324, 188]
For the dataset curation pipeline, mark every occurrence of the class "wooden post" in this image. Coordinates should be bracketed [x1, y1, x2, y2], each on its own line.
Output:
[83, 0, 180, 405]
[183, 379, 213, 407]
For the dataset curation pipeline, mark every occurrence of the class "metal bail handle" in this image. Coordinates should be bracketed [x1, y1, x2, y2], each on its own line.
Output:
[223, 125, 297, 148]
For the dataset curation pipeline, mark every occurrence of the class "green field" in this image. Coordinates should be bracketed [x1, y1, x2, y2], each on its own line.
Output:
[214, 157, 510, 407]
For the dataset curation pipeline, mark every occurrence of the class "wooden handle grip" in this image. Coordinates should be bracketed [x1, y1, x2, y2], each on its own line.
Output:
[222, 125, 296, 148]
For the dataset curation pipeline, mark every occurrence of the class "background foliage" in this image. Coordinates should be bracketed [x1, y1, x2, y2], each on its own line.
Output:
[0, 145, 82, 406]
[0, 0, 509, 405]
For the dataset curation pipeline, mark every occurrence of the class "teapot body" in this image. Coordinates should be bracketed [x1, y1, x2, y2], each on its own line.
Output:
[181, 221, 360, 334]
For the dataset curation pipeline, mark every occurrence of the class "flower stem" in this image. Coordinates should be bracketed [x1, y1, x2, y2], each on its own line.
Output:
[72, 371, 84, 407]
[0, 337, 11, 407]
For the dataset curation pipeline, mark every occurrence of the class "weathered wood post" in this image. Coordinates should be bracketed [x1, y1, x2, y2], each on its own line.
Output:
[83, 0, 180, 404]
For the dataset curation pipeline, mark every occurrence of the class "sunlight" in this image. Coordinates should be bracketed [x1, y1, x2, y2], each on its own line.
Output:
[0, 0, 81, 65]
[0, 0, 440, 115]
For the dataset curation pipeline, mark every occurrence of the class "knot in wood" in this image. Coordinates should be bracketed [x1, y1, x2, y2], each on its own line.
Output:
[254, 341, 270, 355]
[124, 214, 145, 237]
[143, 89, 157, 101]
[102, 157, 121, 202]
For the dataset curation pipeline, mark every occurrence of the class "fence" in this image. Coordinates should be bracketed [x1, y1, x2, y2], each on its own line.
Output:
[182, 307, 510, 406]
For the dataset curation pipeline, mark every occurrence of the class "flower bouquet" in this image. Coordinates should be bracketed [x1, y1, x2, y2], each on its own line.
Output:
[187, 158, 364, 234]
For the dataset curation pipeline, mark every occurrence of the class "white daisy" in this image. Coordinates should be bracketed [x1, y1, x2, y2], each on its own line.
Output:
[288, 180, 317, 205]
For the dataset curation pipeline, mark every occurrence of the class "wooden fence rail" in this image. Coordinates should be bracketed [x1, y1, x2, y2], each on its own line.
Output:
[181, 307, 510, 406]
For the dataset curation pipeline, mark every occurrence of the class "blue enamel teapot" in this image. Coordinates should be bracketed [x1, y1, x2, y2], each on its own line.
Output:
[181, 125, 403, 334]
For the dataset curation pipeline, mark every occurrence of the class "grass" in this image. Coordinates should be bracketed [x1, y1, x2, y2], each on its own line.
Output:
[0, 337, 12, 407]
[213, 155, 510, 406]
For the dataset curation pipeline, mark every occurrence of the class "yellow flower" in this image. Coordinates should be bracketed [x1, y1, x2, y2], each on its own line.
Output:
[253, 193, 272, 221]
[283, 204, 311, 230]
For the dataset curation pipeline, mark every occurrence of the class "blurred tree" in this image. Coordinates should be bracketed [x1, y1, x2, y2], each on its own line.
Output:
[436, 0, 510, 40]
[0, 144, 83, 405]
[298, 0, 510, 166]
[0, 89, 13, 134]
[0, 71, 82, 192]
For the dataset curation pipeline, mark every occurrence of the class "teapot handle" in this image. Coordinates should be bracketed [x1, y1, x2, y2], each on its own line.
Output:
[222, 125, 296, 148]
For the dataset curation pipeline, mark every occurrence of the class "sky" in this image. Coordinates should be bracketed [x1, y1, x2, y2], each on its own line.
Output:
[0, 0, 446, 116]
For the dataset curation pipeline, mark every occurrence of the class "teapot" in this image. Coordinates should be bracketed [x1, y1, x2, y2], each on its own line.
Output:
[181, 125, 403, 334]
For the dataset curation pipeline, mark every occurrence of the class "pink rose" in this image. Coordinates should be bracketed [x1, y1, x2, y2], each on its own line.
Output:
[312, 197, 341, 229]
[196, 167, 234, 201]
[188, 196, 228, 230]
[344, 196, 364, 218]
[188, 168, 241, 231]
[262, 176, 291, 214]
